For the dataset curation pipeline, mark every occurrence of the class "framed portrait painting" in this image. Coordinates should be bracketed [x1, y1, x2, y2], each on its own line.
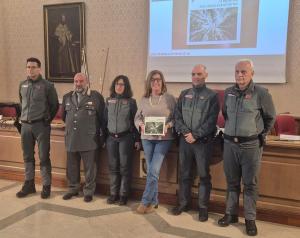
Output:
[43, 2, 85, 82]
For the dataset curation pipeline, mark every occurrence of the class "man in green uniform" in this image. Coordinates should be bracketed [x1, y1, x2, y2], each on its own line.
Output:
[218, 59, 276, 236]
[172, 64, 219, 221]
[16, 57, 59, 199]
[62, 73, 105, 202]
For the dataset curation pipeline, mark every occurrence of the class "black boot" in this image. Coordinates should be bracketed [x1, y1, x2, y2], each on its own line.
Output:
[245, 220, 257, 236]
[171, 205, 190, 216]
[107, 195, 119, 204]
[218, 214, 238, 227]
[119, 196, 128, 206]
[198, 208, 208, 222]
[41, 185, 51, 199]
[16, 180, 36, 198]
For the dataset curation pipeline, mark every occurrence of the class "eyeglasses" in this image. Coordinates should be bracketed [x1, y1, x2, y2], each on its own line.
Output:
[116, 83, 125, 86]
[151, 77, 162, 82]
[191, 72, 202, 76]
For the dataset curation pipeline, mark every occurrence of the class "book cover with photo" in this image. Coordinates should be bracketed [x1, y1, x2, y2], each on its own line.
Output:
[144, 117, 166, 136]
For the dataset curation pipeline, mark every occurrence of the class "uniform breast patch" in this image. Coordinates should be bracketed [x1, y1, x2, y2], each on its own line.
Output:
[185, 94, 193, 99]
[22, 85, 28, 88]
[108, 99, 116, 104]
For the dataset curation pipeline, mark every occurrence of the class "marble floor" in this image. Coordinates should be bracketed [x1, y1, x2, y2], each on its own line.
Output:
[0, 179, 299, 238]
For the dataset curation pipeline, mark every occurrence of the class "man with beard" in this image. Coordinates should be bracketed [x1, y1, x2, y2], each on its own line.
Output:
[61, 73, 105, 202]
[54, 14, 76, 75]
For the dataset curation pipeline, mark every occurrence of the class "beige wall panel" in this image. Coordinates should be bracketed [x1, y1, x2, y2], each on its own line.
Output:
[0, 0, 300, 114]
[0, 3, 7, 100]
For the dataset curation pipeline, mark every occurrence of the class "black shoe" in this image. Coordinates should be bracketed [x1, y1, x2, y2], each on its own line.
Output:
[62, 192, 79, 200]
[16, 180, 36, 198]
[218, 214, 238, 227]
[198, 208, 208, 222]
[106, 195, 119, 204]
[119, 196, 128, 206]
[171, 205, 190, 216]
[153, 204, 158, 209]
[84, 195, 93, 202]
[41, 185, 51, 199]
[245, 220, 257, 236]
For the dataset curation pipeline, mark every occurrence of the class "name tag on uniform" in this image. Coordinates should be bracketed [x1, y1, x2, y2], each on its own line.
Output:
[66, 103, 70, 106]
[87, 101, 93, 105]
[185, 94, 193, 99]
[228, 93, 235, 97]
[122, 100, 128, 105]
[108, 99, 116, 104]
[200, 96, 205, 100]
[22, 85, 28, 88]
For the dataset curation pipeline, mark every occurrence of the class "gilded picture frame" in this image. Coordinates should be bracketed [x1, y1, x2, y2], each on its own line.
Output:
[43, 2, 85, 82]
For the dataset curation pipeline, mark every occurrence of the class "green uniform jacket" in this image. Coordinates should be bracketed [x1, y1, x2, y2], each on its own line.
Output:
[104, 96, 140, 142]
[175, 85, 220, 139]
[19, 75, 59, 123]
[223, 80, 276, 137]
[62, 90, 105, 152]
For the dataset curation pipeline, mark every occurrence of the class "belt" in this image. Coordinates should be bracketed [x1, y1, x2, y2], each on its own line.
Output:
[223, 134, 258, 143]
[21, 118, 44, 124]
[109, 130, 131, 138]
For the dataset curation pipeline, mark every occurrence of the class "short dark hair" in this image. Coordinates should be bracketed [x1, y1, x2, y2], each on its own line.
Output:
[26, 57, 41, 68]
[110, 75, 133, 98]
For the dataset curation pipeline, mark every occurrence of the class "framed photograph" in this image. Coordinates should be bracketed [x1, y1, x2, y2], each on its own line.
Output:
[144, 117, 166, 136]
[43, 2, 85, 82]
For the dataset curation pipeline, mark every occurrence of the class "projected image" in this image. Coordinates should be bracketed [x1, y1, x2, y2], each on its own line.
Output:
[148, 0, 290, 83]
[188, 7, 239, 44]
[171, 0, 259, 50]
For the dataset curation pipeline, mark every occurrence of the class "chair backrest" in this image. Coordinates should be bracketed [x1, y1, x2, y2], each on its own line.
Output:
[217, 112, 225, 128]
[274, 115, 297, 135]
[214, 89, 225, 111]
[54, 104, 63, 120]
[0, 106, 17, 117]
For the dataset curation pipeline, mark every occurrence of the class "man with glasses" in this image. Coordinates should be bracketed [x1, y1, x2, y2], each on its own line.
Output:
[61, 73, 105, 202]
[218, 59, 276, 236]
[172, 64, 219, 221]
[17, 57, 59, 199]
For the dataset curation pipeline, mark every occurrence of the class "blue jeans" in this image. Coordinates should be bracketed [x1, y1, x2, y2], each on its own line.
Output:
[141, 139, 173, 206]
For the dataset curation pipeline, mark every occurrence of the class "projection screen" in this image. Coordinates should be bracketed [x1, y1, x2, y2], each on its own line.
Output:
[147, 0, 290, 83]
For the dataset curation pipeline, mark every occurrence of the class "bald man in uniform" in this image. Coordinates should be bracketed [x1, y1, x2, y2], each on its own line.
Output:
[218, 59, 276, 236]
[61, 73, 105, 202]
[172, 64, 219, 221]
